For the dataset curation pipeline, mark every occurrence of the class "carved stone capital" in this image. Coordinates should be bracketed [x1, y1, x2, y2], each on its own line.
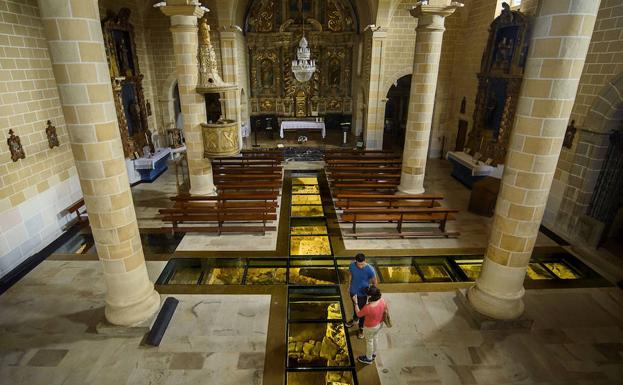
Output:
[160, 4, 204, 18]
[410, 1, 464, 30]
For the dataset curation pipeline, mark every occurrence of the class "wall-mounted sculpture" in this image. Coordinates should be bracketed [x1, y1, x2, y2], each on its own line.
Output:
[7, 129, 25, 162]
[466, 3, 530, 165]
[102, 8, 150, 158]
[45, 120, 59, 149]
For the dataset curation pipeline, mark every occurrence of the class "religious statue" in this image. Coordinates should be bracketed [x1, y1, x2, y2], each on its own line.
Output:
[45, 120, 60, 149]
[260, 59, 274, 88]
[116, 37, 132, 76]
[128, 100, 142, 133]
[485, 90, 498, 128]
[563, 120, 576, 148]
[328, 59, 341, 86]
[493, 36, 514, 71]
[7, 129, 26, 162]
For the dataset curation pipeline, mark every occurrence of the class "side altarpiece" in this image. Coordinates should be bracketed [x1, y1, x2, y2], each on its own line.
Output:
[102, 8, 151, 158]
[466, 4, 530, 164]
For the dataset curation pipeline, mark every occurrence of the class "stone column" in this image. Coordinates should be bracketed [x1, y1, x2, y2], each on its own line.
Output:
[398, 1, 462, 194]
[38, 0, 159, 326]
[468, 0, 601, 319]
[363, 28, 387, 150]
[161, 2, 216, 195]
[219, 29, 243, 149]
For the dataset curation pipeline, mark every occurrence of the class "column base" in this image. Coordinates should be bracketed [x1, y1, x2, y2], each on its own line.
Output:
[467, 258, 527, 320]
[189, 174, 217, 196]
[105, 289, 161, 327]
[457, 289, 533, 330]
[397, 172, 425, 195]
[467, 285, 525, 321]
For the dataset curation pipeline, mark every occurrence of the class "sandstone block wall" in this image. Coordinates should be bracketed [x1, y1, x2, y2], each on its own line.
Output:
[0, 0, 81, 277]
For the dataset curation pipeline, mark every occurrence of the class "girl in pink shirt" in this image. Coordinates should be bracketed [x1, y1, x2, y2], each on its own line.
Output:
[352, 286, 387, 364]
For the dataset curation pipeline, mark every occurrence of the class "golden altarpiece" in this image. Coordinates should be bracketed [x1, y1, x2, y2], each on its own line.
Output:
[102, 9, 152, 158]
[465, 3, 530, 165]
[245, 0, 357, 119]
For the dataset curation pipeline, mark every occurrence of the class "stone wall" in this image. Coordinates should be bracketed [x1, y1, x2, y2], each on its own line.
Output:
[0, 0, 82, 277]
[542, 0, 623, 244]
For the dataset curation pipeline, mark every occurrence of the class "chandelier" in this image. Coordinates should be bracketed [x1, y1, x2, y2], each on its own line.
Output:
[291, 35, 316, 83]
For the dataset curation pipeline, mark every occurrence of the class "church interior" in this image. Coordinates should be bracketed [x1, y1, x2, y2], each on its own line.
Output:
[1, 0, 623, 384]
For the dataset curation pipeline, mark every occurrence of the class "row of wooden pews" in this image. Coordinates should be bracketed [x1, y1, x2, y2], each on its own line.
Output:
[325, 149, 459, 238]
[159, 149, 284, 235]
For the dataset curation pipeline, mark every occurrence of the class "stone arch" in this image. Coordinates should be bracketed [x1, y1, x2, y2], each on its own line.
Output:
[556, 73, 623, 247]
[160, 72, 179, 128]
[584, 72, 623, 134]
[383, 67, 412, 99]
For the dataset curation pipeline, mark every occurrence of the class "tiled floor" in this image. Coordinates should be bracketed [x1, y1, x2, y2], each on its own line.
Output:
[0, 261, 270, 385]
[370, 289, 623, 385]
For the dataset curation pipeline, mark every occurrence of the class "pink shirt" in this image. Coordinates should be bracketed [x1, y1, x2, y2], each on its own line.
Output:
[356, 298, 386, 328]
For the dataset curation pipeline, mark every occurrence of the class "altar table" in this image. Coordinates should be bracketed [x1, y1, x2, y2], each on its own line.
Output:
[280, 121, 326, 139]
[446, 151, 504, 188]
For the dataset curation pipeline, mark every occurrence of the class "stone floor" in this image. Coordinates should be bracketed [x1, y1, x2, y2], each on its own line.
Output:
[370, 289, 623, 385]
[0, 261, 270, 385]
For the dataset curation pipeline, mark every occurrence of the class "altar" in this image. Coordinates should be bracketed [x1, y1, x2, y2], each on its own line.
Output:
[446, 151, 504, 188]
[133, 147, 172, 182]
[280, 120, 326, 139]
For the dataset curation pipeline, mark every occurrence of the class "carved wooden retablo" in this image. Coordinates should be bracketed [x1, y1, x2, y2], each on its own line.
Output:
[466, 3, 530, 165]
[246, 0, 356, 117]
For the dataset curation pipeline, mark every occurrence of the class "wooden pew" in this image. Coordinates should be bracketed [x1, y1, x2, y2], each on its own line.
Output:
[339, 207, 459, 238]
[216, 181, 282, 193]
[213, 174, 282, 182]
[334, 193, 443, 210]
[63, 198, 87, 224]
[212, 165, 282, 175]
[328, 173, 401, 183]
[325, 158, 402, 166]
[161, 193, 280, 234]
[326, 166, 402, 173]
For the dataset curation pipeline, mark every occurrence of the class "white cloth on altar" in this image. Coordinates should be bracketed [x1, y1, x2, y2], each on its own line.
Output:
[134, 147, 172, 169]
[279, 121, 326, 138]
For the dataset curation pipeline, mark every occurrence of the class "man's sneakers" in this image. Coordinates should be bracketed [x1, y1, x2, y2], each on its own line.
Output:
[357, 355, 374, 364]
[357, 329, 364, 339]
[345, 319, 356, 328]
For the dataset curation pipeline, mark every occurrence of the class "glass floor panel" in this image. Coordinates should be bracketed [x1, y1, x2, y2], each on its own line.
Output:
[287, 371, 354, 385]
[288, 322, 350, 368]
[543, 262, 582, 279]
[168, 267, 202, 284]
[289, 268, 339, 285]
[292, 184, 320, 194]
[419, 264, 453, 282]
[246, 267, 287, 285]
[526, 263, 554, 280]
[378, 266, 423, 283]
[290, 236, 332, 256]
[457, 261, 483, 281]
[200, 267, 244, 285]
[292, 177, 319, 185]
[290, 218, 328, 235]
[289, 301, 342, 321]
[292, 194, 322, 205]
[291, 205, 324, 217]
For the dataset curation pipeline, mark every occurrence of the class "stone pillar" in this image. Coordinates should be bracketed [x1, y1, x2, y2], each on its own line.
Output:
[38, 0, 159, 326]
[219, 29, 243, 148]
[363, 28, 387, 150]
[161, 3, 216, 195]
[468, 0, 601, 319]
[398, 1, 462, 194]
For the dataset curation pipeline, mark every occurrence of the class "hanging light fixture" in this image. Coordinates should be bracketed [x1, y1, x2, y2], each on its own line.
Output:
[291, 2, 316, 83]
